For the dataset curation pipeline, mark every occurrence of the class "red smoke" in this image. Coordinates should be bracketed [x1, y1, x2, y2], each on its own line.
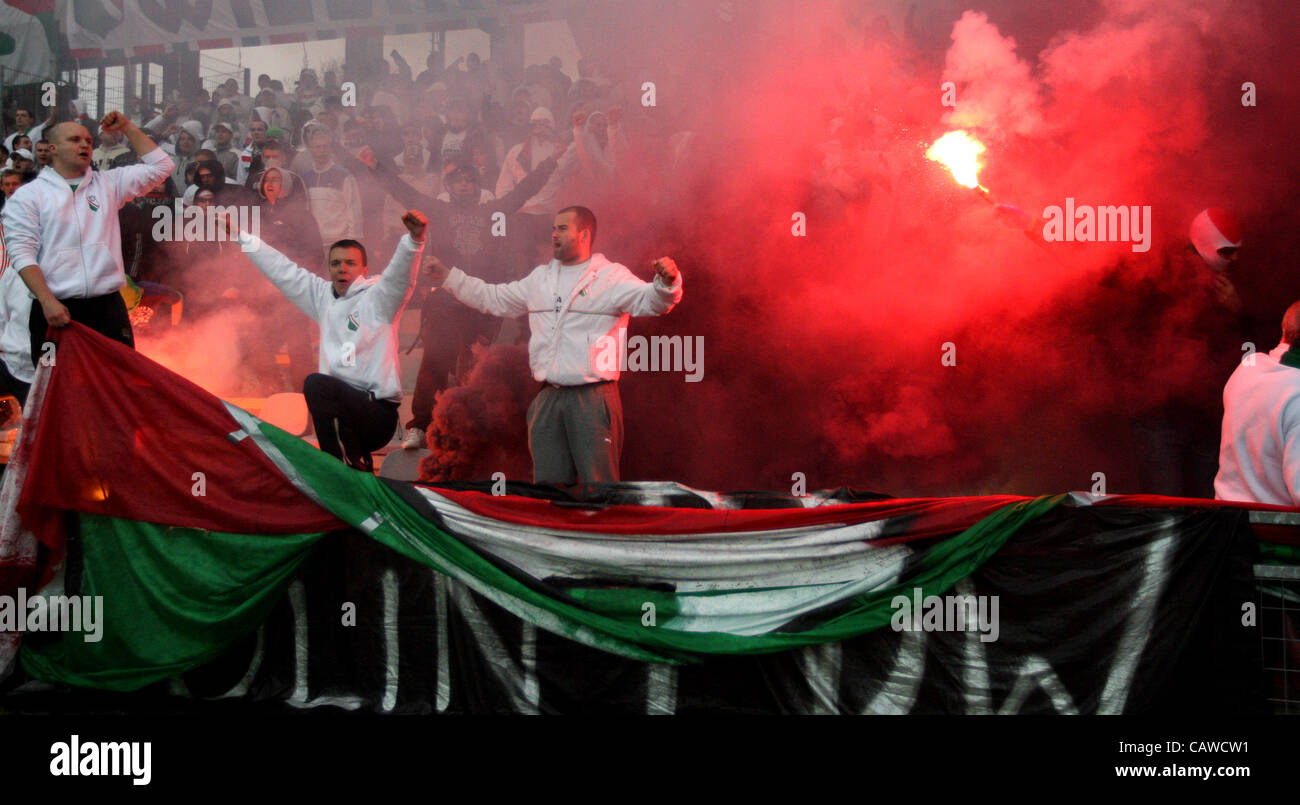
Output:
[418, 343, 533, 482]
[550, 0, 1300, 495]
[143, 1, 1300, 498]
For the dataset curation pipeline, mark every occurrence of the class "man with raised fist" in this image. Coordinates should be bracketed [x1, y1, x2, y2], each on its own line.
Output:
[225, 210, 428, 472]
[425, 205, 683, 487]
[0, 110, 172, 367]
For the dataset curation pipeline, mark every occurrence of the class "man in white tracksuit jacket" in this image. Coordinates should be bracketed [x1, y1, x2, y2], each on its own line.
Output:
[427, 205, 682, 486]
[0, 220, 34, 405]
[231, 209, 427, 471]
[1, 112, 173, 366]
[1215, 301, 1300, 506]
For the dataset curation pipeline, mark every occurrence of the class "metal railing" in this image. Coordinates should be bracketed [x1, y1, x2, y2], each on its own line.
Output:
[1257, 563, 1300, 713]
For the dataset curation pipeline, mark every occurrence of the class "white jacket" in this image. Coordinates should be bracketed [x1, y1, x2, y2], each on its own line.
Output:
[238, 230, 423, 402]
[0, 265, 34, 383]
[445, 253, 683, 385]
[1, 148, 173, 299]
[1215, 343, 1300, 506]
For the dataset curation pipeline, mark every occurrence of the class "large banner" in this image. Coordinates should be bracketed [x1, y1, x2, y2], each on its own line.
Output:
[0, 324, 1278, 713]
[64, 0, 559, 59]
[0, 1, 59, 77]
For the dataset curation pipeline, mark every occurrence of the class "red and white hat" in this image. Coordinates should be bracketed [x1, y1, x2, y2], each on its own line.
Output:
[1189, 207, 1242, 270]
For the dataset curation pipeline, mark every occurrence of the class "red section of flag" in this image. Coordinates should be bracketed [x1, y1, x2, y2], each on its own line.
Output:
[197, 38, 235, 50]
[132, 44, 166, 56]
[17, 324, 343, 567]
[3, 1, 56, 15]
[427, 487, 1028, 539]
[1092, 493, 1299, 511]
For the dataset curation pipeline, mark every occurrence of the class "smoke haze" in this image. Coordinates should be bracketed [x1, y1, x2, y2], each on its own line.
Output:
[135, 0, 1299, 496]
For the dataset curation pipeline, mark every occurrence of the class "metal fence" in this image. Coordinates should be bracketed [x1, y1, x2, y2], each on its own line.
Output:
[1257, 562, 1300, 714]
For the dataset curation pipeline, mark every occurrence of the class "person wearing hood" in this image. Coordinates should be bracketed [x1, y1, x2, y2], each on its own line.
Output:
[291, 120, 331, 175]
[205, 120, 241, 177]
[165, 120, 206, 191]
[185, 157, 258, 207]
[248, 139, 307, 200]
[1, 112, 173, 363]
[254, 166, 321, 271]
[1124, 207, 1255, 498]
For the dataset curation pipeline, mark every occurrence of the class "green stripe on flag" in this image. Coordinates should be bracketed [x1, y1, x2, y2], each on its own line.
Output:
[256, 421, 1063, 663]
[20, 515, 325, 690]
[18, 410, 1067, 690]
[1260, 541, 1300, 564]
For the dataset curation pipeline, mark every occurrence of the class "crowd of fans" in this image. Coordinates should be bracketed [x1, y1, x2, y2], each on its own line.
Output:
[0, 50, 671, 401]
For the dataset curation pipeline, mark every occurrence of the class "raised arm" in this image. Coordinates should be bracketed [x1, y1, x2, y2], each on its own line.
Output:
[369, 211, 427, 322]
[391, 50, 413, 83]
[228, 218, 328, 319]
[429, 257, 530, 318]
[99, 111, 174, 200]
[494, 152, 559, 216]
[606, 257, 683, 317]
[347, 147, 447, 232]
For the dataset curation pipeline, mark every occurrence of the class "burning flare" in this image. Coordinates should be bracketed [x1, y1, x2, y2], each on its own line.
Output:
[926, 130, 986, 190]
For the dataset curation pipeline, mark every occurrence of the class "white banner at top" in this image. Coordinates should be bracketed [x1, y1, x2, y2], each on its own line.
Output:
[63, 0, 560, 59]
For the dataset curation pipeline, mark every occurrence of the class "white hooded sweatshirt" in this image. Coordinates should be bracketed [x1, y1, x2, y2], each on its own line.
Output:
[237, 230, 423, 402]
[444, 253, 683, 386]
[1, 148, 173, 299]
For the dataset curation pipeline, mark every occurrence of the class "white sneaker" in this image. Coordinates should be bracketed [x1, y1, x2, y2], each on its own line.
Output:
[401, 427, 426, 450]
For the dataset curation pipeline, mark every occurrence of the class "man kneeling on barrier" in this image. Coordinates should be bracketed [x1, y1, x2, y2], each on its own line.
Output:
[220, 209, 427, 471]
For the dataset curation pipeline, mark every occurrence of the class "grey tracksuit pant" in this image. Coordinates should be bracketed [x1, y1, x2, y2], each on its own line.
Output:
[526, 381, 623, 486]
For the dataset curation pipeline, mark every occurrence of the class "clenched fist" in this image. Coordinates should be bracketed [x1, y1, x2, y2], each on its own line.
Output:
[357, 145, 377, 169]
[652, 257, 679, 285]
[423, 255, 451, 285]
[99, 110, 132, 133]
[402, 210, 428, 242]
